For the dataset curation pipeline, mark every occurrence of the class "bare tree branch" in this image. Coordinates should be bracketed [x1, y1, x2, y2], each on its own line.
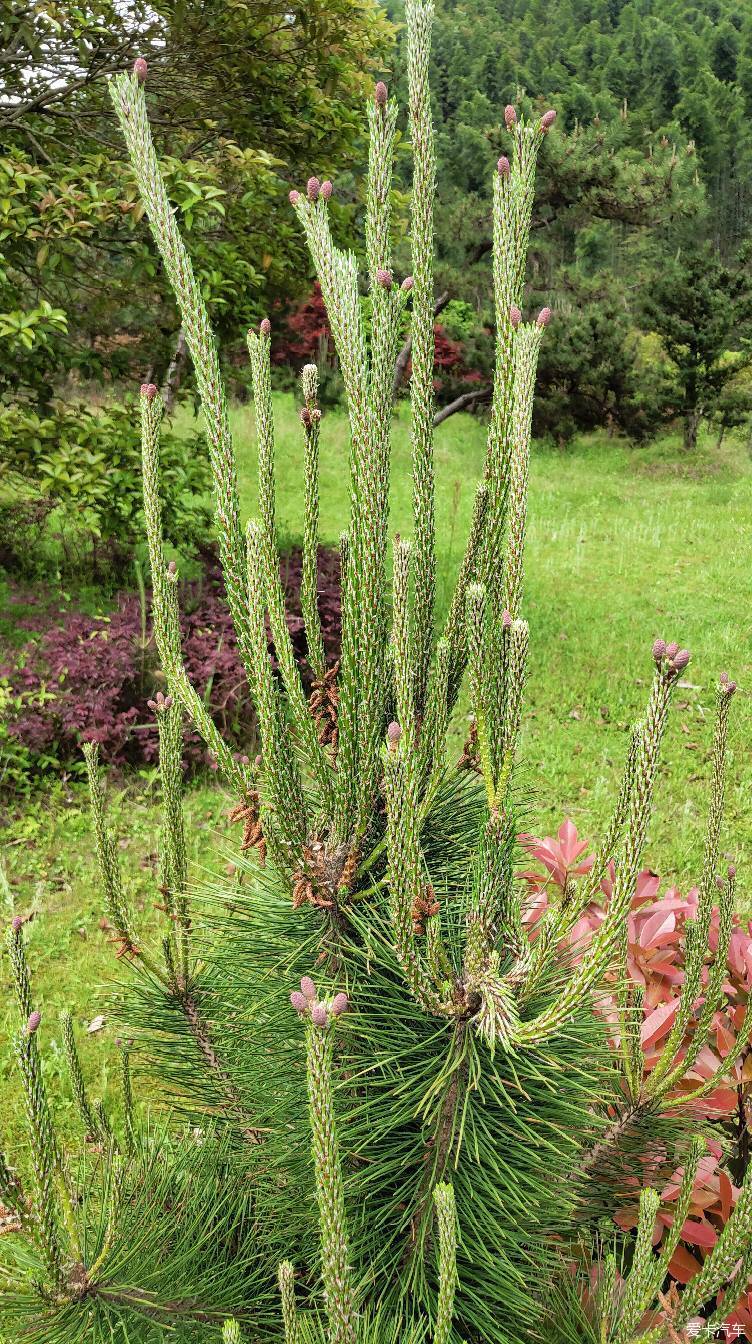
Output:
[433, 386, 491, 428]
[392, 290, 450, 400]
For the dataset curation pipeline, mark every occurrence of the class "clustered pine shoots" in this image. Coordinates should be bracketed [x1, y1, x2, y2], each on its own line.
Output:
[0, 7, 748, 1343]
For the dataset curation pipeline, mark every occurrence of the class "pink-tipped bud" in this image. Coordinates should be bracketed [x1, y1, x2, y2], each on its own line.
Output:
[11, 915, 23, 932]
[665, 641, 679, 659]
[670, 648, 691, 674]
[376, 268, 393, 290]
[652, 638, 666, 663]
[320, 180, 333, 201]
[163, 694, 173, 709]
[729, 864, 737, 880]
[509, 305, 522, 328]
[26, 1011, 41, 1035]
[133, 58, 148, 83]
[290, 991, 307, 1014]
[387, 721, 402, 749]
[501, 609, 512, 629]
[260, 318, 271, 337]
[497, 156, 510, 178]
[300, 976, 317, 1001]
[311, 1003, 328, 1028]
[140, 382, 157, 401]
[375, 81, 388, 107]
[536, 307, 552, 327]
[289, 189, 300, 206]
[401, 275, 414, 292]
[307, 176, 320, 202]
[330, 992, 349, 1018]
[720, 673, 737, 696]
[300, 407, 312, 427]
[254, 754, 263, 769]
[504, 105, 517, 129]
[540, 109, 557, 132]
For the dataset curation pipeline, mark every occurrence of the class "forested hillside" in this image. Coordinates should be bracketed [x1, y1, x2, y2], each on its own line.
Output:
[384, 0, 752, 443]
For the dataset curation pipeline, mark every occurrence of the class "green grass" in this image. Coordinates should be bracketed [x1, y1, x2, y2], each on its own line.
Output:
[175, 392, 751, 881]
[2, 394, 751, 1154]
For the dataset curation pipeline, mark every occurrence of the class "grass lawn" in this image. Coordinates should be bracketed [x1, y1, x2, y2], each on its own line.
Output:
[2, 393, 751, 1151]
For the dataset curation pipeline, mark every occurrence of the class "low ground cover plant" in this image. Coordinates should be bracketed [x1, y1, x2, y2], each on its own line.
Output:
[0, 7, 749, 1343]
[1, 549, 341, 783]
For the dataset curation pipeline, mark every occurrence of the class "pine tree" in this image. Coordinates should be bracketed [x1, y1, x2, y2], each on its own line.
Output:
[0, 8, 748, 1342]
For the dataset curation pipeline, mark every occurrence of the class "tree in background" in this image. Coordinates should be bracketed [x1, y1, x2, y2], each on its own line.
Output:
[384, 0, 752, 444]
[641, 239, 752, 450]
[0, 0, 393, 409]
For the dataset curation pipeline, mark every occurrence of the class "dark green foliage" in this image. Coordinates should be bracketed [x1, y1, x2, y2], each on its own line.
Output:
[641, 239, 752, 449]
[0, 0, 394, 410]
[0, 1117, 270, 1343]
[385, 0, 752, 444]
[533, 283, 674, 444]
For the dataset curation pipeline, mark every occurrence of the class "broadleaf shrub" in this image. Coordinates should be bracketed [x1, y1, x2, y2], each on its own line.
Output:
[0, 400, 212, 575]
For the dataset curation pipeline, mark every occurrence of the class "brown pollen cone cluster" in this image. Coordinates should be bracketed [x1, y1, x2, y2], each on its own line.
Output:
[229, 790, 267, 866]
[412, 883, 440, 935]
[309, 660, 340, 754]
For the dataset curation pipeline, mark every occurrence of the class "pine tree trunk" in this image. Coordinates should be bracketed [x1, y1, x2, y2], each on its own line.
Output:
[683, 407, 701, 451]
[161, 328, 189, 414]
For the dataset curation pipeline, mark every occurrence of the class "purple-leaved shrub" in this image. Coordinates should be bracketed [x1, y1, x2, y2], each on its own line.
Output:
[2, 549, 340, 778]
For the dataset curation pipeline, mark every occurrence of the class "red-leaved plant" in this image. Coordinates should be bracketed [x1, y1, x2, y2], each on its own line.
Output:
[522, 820, 752, 1334]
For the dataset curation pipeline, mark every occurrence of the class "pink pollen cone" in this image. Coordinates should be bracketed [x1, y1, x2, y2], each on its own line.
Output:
[330, 993, 349, 1018]
[510, 305, 522, 328]
[320, 180, 333, 201]
[652, 638, 666, 663]
[501, 609, 512, 629]
[306, 176, 320, 202]
[300, 976, 317, 1001]
[401, 275, 414, 292]
[729, 864, 737, 879]
[540, 109, 557, 132]
[260, 318, 271, 337]
[497, 156, 510, 178]
[311, 1003, 328, 1028]
[504, 105, 517, 128]
[387, 720, 402, 748]
[375, 81, 388, 107]
[670, 649, 691, 673]
[536, 307, 552, 327]
[133, 58, 148, 83]
[665, 642, 679, 659]
[376, 269, 393, 290]
[11, 916, 23, 932]
[27, 1011, 41, 1034]
[289, 189, 300, 206]
[290, 991, 307, 1014]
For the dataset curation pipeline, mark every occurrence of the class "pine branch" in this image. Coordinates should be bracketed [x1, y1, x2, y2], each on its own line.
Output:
[406, 0, 438, 722]
[109, 70, 253, 685]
